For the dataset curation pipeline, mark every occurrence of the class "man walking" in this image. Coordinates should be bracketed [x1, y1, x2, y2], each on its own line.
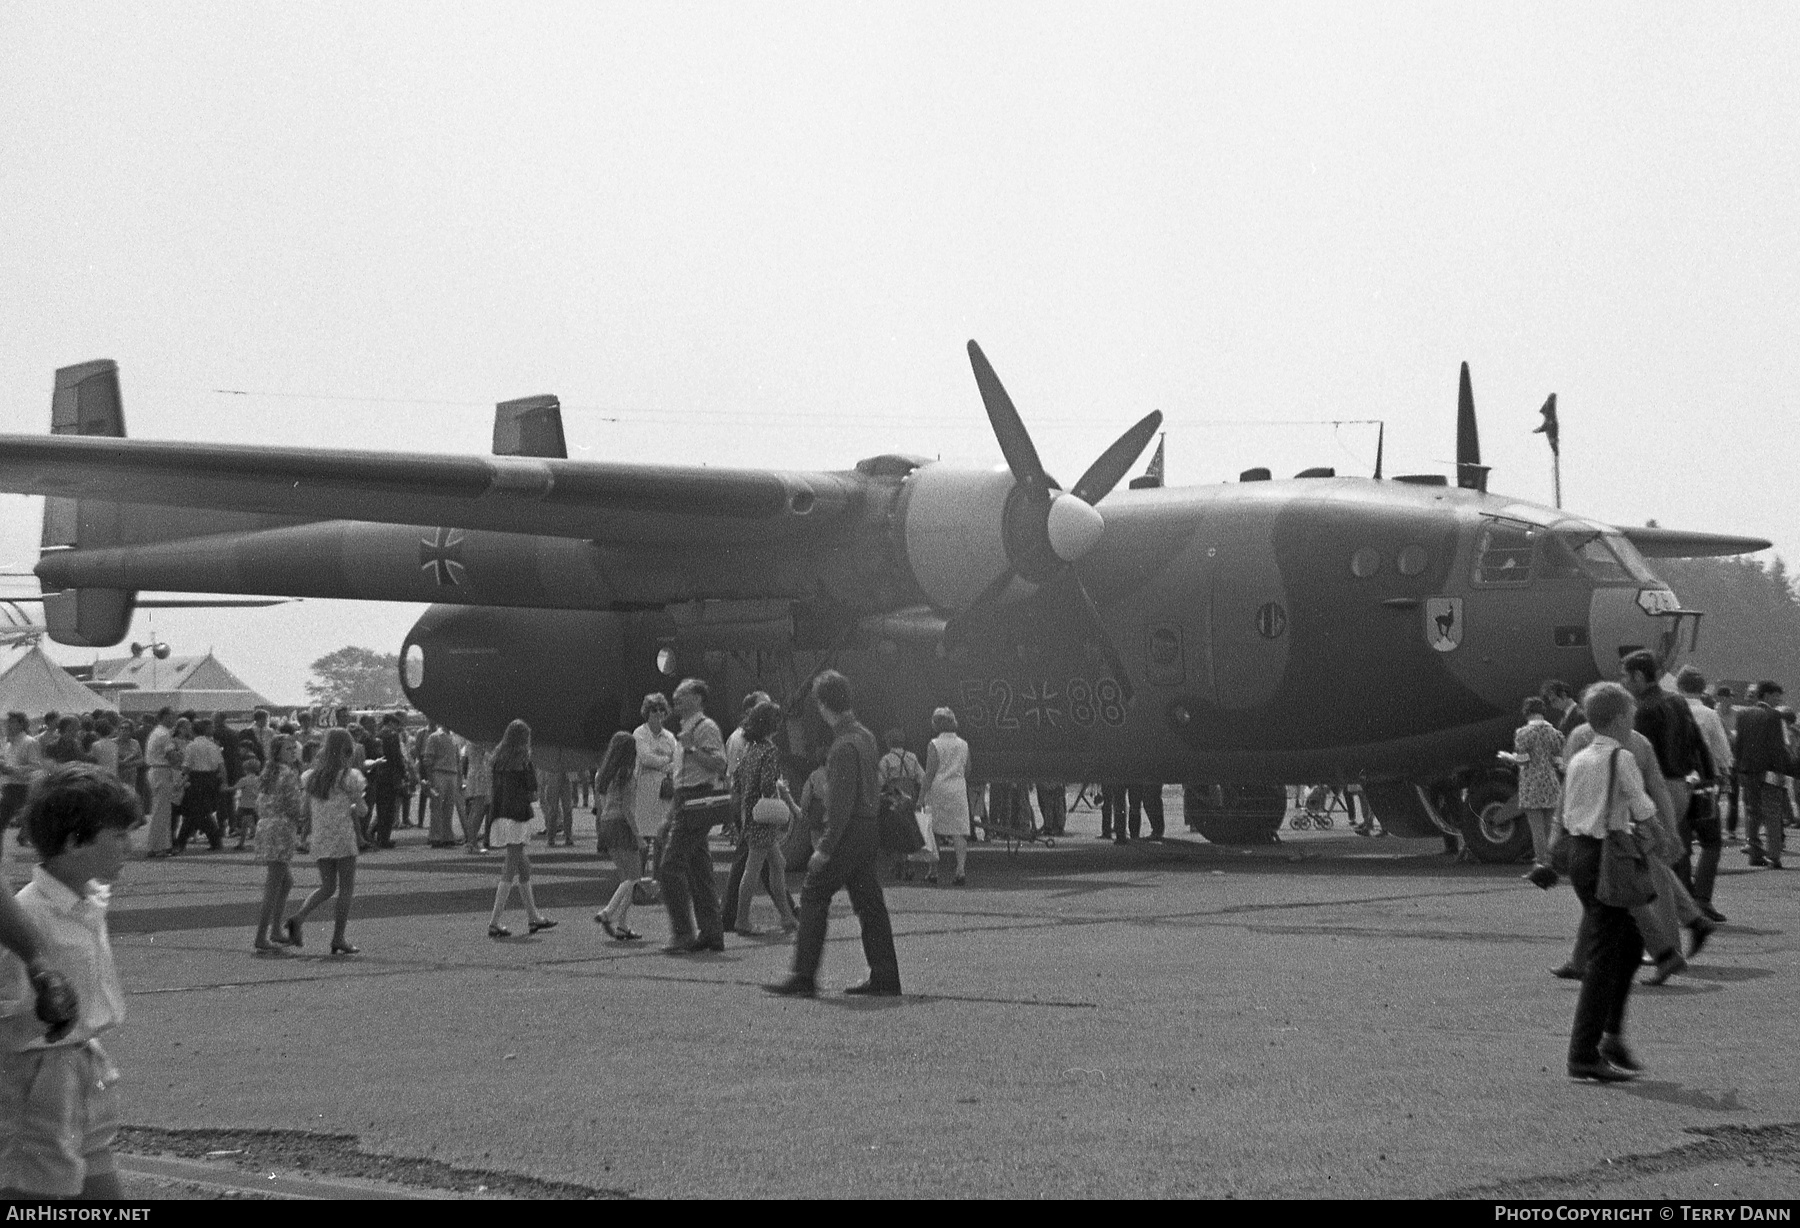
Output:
[658, 678, 731, 954]
[1734, 681, 1788, 869]
[1676, 667, 1731, 920]
[767, 671, 901, 998]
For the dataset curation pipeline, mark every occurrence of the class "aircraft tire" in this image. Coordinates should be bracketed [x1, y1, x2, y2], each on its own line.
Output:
[1451, 774, 1532, 864]
[1183, 783, 1286, 845]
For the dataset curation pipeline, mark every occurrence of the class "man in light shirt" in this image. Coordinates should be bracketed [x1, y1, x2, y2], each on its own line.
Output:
[141, 708, 179, 859]
[657, 678, 730, 954]
[1558, 709, 1714, 985]
[1558, 682, 1659, 1083]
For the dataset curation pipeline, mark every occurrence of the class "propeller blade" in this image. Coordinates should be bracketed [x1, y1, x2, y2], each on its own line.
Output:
[942, 564, 1021, 647]
[1070, 410, 1164, 505]
[1069, 573, 1135, 706]
[967, 341, 1049, 494]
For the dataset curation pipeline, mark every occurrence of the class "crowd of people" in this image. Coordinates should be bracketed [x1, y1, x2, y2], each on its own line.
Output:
[1501, 657, 1793, 1084]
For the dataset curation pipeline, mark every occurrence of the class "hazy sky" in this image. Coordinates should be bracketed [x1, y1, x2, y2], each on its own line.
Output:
[2, 3, 1796, 704]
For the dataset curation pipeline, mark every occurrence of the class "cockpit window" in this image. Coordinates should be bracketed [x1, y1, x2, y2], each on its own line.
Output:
[1605, 534, 1661, 585]
[1538, 532, 1586, 581]
[1546, 527, 1644, 583]
[1474, 521, 1534, 585]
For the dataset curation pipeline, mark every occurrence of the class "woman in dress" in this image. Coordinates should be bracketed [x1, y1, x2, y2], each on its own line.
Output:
[593, 731, 647, 940]
[487, 719, 557, 938]
[253, 736, 303, 953]
[918, 707, 972, 885]
[729, 701, 800, 936]
[1501, 696, 1566, 883]
[632, 693, 679, 861]
[284, 728, 367, 955]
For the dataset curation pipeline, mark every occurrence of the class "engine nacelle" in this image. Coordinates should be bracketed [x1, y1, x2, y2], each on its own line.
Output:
[401, 604, 636, 752]
[895, 462, 1021, 611]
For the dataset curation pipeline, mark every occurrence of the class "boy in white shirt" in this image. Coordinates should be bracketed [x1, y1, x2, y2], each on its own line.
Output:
[0, 763, 139, 1198]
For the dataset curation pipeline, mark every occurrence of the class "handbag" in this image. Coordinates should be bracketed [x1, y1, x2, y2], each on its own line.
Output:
[876, 783, 926, 855]
[1594, 749, 1657, 908]
[659, 773, 675, 801]
[751, 796, 790, 826]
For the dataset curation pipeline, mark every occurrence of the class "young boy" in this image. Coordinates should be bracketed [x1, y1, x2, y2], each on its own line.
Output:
[0, 763, 140, 1198]
[233, 757, 263, 851]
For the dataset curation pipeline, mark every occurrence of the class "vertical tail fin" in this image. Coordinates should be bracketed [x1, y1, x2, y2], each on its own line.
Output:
[40, 360, 136, 646]
[493, 395, 567, 458]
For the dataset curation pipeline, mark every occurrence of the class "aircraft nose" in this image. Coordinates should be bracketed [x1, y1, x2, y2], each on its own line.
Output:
[1587, 586, 1674, 676]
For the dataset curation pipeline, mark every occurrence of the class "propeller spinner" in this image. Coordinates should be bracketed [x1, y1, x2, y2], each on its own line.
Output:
[951, 341, 1162, 702]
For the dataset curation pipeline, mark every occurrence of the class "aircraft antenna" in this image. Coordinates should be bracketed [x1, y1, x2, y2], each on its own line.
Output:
[1373, 422, 1385, 479]
[1533, 393, 1561, 508]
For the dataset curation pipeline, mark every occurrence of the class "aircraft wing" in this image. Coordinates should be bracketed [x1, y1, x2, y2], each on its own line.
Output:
[1616, 526, 1772, 558]
[0, 434, 862, 545]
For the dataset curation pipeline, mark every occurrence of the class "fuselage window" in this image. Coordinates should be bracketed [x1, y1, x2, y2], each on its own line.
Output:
[1351, 547, 1382, 578]
[1474, 522, 1534, 585]
[1397, 545, 1429, 577]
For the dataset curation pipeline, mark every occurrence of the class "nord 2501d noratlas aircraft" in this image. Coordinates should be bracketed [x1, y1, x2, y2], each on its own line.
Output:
[0, 344, 1768, 859]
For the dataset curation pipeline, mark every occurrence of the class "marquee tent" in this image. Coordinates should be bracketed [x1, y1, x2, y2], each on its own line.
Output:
[0, 643, 115, 719]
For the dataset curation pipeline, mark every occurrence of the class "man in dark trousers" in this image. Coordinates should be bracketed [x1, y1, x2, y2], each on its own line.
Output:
[1127, 781, 1165, 840]
[1733, 681, 1789, 869]
[658, 678, 731, 953]
[766, 670, 901, 998]
[1620, 650, 1712, 843]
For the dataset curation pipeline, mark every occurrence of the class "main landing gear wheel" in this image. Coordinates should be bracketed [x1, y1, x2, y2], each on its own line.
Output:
[1449, 774, 1533, 864]
[1184, 784, 1286, 845]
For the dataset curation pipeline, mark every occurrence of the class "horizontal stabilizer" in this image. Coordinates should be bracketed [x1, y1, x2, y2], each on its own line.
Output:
[1617, 526, 1772, 558]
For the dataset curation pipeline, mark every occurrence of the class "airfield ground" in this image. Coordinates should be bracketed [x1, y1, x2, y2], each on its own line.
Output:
[21, 795, 1797, 1200]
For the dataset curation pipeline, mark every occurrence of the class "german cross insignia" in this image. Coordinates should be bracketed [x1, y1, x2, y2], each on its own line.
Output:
[419, 527, 467, 586]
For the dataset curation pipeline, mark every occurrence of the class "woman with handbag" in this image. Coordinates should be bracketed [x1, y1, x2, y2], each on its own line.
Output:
[730, 701, 800, 936]
[918, 707, 972, 886]
[487, 719, 557, 939]
[284, 728, 368, 955]
[1555, 682, 1658, 1083]
[593, 731, 648, 941]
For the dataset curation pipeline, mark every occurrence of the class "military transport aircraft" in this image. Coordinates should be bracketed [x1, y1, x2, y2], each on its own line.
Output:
[0, 345, 1768, 859]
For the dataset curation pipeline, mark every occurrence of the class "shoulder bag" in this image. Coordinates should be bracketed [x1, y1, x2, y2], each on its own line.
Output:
[1595, 748, 1658, 909]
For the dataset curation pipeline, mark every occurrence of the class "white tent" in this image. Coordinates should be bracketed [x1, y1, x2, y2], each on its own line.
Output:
[0, 643, 115, 719]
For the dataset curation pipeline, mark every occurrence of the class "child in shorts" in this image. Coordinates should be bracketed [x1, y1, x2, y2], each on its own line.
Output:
[233, 757, 262, 850]
[0, 763, 140, 1199]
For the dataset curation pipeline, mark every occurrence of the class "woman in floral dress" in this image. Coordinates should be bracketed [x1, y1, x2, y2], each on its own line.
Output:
[729, 701, 799, 936]
[1502, 696, 1566, 880]
[253, 736, 303, 952]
